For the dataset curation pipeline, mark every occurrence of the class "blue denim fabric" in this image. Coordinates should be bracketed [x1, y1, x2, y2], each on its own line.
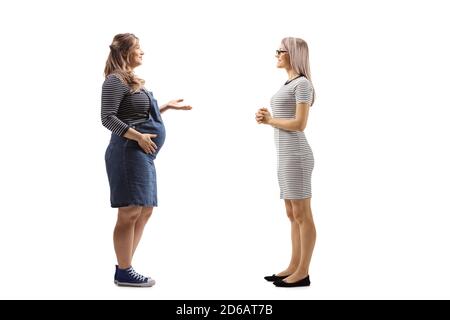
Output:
[105, 90, 165, 208]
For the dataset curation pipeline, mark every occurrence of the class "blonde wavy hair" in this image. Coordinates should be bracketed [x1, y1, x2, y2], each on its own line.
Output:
[104, 33, 144, 92]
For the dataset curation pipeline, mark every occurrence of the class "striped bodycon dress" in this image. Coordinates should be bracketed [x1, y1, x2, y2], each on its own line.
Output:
[270, 76, 314, 200]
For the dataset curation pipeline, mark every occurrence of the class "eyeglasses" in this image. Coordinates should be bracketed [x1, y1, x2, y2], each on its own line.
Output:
[276, 49, 288, 55]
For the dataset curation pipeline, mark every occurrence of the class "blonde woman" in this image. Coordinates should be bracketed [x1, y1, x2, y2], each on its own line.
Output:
[256, 37, 316, 287]
[101, 33, 191, 287]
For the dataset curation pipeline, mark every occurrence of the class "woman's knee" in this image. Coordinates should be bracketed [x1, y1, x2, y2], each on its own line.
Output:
[293, 208, 307, 223]
[292, 200, 310, 224]
[140, 207, 153, 220]
[117, 206, 142, 224]
[286, 208, 295, 221]
[284, 200, 295, 221]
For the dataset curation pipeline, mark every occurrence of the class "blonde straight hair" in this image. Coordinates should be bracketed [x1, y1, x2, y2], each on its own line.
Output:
[104, 33, 144, 92]
[282, 37, 315, 105]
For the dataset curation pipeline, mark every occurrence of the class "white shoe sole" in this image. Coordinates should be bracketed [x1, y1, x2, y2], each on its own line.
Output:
[114, 279, 156, 287]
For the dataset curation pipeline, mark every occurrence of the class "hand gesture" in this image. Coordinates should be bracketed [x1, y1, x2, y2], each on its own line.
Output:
[138, 133, 158, 154]
[255, 107, 272, 125]
[166, 98, 192, 110]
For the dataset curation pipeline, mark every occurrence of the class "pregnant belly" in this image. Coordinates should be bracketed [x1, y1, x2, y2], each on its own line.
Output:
[131, 121, 166, 156]
[148, 123, 166, 150]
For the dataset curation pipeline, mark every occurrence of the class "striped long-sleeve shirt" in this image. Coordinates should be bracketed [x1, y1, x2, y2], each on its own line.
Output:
[101, 74, 152, 136]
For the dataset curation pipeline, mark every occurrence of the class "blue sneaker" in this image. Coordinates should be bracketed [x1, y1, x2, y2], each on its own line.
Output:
[114, 266, 156, 287]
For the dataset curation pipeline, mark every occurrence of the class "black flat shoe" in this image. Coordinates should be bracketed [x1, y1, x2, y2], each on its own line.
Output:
[273, 275, 310, 287]
[264, 274, 290, 282]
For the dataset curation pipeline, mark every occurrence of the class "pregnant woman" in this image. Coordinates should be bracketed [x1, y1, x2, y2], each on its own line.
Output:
[101, 33, 191, 287]
[256, 37, 316, 287]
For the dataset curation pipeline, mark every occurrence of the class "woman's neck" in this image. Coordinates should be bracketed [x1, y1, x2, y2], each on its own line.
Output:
[286, 68, 299, 80]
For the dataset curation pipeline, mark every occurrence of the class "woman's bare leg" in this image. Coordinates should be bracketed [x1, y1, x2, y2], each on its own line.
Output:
[132, 206, 153, 257]
[113, 206, 142, 269]
[284, 198, 316, 283]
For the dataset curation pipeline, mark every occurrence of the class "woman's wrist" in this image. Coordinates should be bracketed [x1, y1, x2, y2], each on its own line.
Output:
[124, 127, 144, 142]
[135, 132, 145, 142]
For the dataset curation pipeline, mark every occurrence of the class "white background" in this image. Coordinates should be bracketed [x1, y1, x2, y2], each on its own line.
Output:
[0, 0, 449, 299]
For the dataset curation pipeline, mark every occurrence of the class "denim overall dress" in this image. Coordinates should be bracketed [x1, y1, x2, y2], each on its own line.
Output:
[105, 89, 166, 208]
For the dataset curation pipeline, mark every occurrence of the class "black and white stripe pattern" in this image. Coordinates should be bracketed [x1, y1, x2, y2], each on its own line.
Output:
[101, 74, 151, 136]
[270, 77, 314, 200]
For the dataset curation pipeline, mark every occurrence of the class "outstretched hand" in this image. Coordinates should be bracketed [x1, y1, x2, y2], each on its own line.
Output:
[166, 99, 192, 110]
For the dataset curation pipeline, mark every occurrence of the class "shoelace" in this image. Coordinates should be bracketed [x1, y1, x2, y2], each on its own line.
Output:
[128, 268, 148, 282]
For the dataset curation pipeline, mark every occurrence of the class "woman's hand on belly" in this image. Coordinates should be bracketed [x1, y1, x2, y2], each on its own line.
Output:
[137, 133, 158, 154]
